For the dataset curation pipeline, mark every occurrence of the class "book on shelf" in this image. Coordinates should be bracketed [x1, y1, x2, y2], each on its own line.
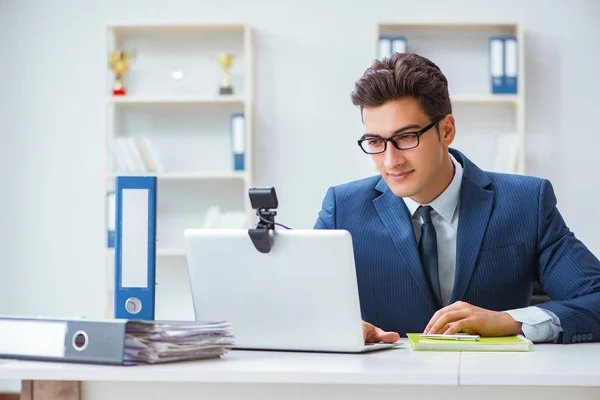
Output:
[110, 137, 164, 174]
[491, 133, 519, 174]
[204, 206, 247, 229]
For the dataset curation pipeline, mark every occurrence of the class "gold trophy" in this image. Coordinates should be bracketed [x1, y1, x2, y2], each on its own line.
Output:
[217, 52, 235, 95]
[109, 50, 133, 96]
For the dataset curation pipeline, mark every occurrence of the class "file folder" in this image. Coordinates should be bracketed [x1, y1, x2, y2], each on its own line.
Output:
[231, 113, 245, 171]
[378, 35, 392, 59]
[503, 36, 518, 94]
[0, 316, 130, 365]
[114, 176, 157, 321]
[0, 316, 234, 365]
[489, 36, 505, 94]
[378, 35, 407, 59]
[106, 191, 116, 248]
[391, 36, 407, 54]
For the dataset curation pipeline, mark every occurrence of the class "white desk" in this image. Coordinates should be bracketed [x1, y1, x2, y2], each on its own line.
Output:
[1, 340, 599, 400]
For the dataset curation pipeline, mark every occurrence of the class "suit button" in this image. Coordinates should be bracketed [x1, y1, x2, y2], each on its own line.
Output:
[572, 334, 578, 342]
[588, 333, 593, 341]
[576, 334, 582, 342]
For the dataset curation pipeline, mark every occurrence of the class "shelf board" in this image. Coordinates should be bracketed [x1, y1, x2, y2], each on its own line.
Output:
[378, 22, 519, 30]
[106, 95, 246, 105]
[107, 23, 248, 33]
[108, 171, 248, 180]
[156, 248, 186, 257]
[107, 248, 186, 257]
[451, 94, 520, 104]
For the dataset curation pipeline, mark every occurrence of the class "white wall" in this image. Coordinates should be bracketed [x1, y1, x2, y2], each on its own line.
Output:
[0, 0, 599, 320]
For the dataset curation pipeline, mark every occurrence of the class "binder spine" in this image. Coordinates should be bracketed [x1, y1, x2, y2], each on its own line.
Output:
[504, 36, 518, 94]
[378, 35, 392, 59]
[391, 36, 407, 54]
[114, 176, 157, 320]
[489, 36, 505, 94]
[378, 35, 407, 59]
[231, 113, 245, 171]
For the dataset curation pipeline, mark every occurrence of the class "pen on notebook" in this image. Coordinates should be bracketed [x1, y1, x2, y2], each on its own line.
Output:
[419, 333, 480, 341]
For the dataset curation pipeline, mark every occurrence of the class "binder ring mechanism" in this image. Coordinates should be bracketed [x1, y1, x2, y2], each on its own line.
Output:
[72, 330, 89, 352]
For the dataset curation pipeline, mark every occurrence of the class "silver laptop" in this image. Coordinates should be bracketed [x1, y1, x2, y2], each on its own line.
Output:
[183, 228, 400, 353]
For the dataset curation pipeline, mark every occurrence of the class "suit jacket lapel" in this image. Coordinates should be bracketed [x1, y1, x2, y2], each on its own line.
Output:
[450, 150, 494, 303]
[372, 179, 437, 306]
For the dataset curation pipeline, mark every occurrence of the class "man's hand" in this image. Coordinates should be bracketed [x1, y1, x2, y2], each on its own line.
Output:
[424, 301, 523, 337]
[362, 320, 400, 343]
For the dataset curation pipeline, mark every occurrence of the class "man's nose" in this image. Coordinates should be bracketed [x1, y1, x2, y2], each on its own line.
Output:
[383, 143, 406, 169]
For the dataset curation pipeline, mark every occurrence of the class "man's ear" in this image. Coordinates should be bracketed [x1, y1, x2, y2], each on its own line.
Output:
[441, 114, 456, 146]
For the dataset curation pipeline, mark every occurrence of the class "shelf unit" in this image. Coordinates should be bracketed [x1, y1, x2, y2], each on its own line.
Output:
[107, 171, 248, 180]
[103, 23, 254, 320]
[106, 95, 246, 104]
[376, 22, 525, 175]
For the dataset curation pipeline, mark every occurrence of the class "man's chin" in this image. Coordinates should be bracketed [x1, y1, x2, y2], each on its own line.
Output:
[387, 182, 417, 198]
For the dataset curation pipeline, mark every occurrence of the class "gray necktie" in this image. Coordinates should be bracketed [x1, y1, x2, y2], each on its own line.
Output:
[417, 205, 442, 308]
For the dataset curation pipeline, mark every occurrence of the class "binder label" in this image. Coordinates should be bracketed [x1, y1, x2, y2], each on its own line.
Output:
[121, 188, 149, 288]
[0, 320, 67, 357]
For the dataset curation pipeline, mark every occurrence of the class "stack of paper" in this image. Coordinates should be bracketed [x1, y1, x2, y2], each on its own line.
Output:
[124, 320, 234, 364]
[407, 333, 532, 352]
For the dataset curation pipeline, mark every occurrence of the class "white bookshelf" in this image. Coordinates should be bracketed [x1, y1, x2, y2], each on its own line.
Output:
[108, 171, 248, 180]
[376, 22, 525, 175]
[103, 23, 254, 320]
[106, 95, 246, 105]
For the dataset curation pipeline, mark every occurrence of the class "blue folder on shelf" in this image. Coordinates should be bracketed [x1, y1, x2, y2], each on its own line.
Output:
[378, 35, 407, 59]
[114, 176, 157, 321]
[231, 113, 245, 171]
[489, 36, 518, 94]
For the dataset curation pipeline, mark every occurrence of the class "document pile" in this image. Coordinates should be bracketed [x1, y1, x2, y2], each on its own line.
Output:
[0, 316, 234, 365]
[124, 320, 235, 364]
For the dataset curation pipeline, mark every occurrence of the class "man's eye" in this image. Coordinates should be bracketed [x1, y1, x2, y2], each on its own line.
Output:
[368, 139, 383, 146]
[397, 134, 414, 141]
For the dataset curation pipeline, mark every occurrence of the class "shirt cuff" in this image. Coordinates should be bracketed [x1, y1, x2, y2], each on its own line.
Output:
[504, 306, 562, 343]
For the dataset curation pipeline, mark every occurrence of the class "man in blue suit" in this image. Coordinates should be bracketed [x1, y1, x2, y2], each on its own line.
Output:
[314, 52, 600, 344]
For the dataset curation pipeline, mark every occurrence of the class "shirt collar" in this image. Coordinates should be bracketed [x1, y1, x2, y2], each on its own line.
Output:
[402, 153, 463, 224]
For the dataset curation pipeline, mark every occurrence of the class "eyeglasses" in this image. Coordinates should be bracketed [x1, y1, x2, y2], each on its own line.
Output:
[357, 115, 445, 155]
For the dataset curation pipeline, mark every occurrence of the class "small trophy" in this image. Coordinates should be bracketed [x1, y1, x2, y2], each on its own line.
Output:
[217, 52, 235, 95]
[109, 50, 133, 96]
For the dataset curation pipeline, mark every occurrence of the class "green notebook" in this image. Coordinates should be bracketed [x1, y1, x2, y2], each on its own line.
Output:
[406, 333, 532, 352]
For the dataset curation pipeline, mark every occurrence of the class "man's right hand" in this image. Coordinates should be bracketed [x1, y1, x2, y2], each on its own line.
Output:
[362, 320, 400, 343]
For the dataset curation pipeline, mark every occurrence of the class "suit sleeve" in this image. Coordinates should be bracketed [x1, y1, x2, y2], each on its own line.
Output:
[313, 186, 336, 229]
[535, 179, 600, 344]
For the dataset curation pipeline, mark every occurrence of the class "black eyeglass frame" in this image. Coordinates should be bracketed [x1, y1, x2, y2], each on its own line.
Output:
[357, 115, 446, 154]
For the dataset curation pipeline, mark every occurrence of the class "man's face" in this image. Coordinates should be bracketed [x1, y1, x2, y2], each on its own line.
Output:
[361, 98, 455, 203]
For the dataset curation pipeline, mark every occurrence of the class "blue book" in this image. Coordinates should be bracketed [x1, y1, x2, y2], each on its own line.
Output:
[114, 176, 157, 321]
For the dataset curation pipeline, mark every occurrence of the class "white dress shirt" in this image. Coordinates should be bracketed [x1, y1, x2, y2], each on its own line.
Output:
[401, 153, 562, 343]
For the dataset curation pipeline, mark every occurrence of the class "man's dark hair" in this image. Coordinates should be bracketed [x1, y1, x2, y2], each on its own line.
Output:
[350, 53, 452, 121]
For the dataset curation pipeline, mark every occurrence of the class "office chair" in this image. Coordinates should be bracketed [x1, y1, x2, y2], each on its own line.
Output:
[530, 281, 551, 305]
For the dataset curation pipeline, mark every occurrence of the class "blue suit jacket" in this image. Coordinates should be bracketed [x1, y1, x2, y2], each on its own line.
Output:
[314, 149, 600, 343]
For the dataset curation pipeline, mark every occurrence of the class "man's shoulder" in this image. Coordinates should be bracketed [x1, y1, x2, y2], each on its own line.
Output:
[485, 171, 547, 191]
[329, 175, 383, 199]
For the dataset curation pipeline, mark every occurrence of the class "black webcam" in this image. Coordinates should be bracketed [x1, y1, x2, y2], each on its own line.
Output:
[248, 187, 279, 254]
[249, 187, 278, 211]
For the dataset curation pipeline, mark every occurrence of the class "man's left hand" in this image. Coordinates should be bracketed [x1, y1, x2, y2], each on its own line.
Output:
[424, 301, 523, 337]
